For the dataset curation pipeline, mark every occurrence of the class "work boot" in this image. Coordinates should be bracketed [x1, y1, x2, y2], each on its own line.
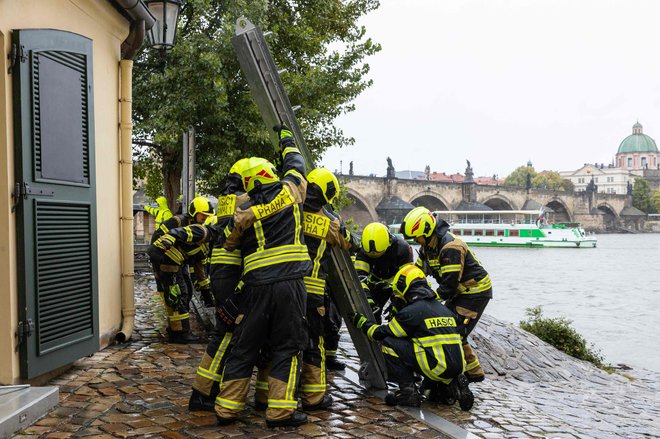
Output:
[200, 289, 215, 308]
[462, 343, 485, 382]
[266, 410, 308, 428]
[449, 374, 474, 411]
[188, 389, 215, 412]
[421, 379, 454, 405]
[384, 384, 422, 408]
[325, 356, 346, 371]
[302, 394, 334, 411]
[168, 331, 204, 344]
[216, 415, 237, 426]
[253, 400, 268, 411]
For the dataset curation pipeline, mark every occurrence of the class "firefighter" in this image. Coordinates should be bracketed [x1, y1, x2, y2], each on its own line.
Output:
[401, 206, 492, 383]
[214, 126, 311, 428]
[350, 265, 473, 410]
[144, 195, 173, 230]
[253, 167, 356, 413]
[323, 289, 346, 371]
[188, 160, 250, 412]
[147, 196, 215, 343]
[354, 222, 413, 323]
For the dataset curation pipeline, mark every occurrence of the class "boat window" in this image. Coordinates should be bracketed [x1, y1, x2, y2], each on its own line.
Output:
[509, 229, 519, 237]
[485, 229, 494, 236]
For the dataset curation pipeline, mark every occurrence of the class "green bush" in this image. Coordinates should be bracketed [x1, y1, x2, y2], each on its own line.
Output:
[520, 306, 605, 368]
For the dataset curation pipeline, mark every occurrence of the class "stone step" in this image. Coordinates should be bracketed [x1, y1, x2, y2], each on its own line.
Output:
[0, 386, 59, 438]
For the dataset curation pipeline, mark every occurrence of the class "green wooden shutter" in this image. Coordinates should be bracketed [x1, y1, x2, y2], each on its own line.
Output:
[12, 29, 98, 379]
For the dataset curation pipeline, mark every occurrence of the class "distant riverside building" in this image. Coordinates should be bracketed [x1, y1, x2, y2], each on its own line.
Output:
[394, 169, 503, 184]
[560, 121, 660, 194]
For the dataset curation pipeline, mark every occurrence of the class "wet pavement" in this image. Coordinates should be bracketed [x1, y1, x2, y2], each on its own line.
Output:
[13, 273, 660, 438]
[13, 274, 450, 439]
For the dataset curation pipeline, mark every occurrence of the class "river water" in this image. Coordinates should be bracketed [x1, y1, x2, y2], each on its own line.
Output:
[440, 233, 660, 372]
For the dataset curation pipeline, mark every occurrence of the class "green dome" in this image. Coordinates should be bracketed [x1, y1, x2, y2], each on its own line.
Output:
[617, 122, 659, 154]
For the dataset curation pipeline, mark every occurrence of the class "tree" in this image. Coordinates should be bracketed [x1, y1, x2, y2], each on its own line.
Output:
[653, 190, 660, 213]
[504, 165, 537, 187]
[133, 0, 381, 206]
[532, 171, 566, 191]
[632, 178, 656, 213]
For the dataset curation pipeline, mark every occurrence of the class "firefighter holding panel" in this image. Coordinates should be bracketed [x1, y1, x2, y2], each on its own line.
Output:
[147, 196, 215, 343]
[350, 265, 473, 410]
[401, 206, 492, 383]
[188, 160, 250, 412]
[215, 126, 311, 428]
[144, 195, 173, 229]
[354, 222, 413, 322]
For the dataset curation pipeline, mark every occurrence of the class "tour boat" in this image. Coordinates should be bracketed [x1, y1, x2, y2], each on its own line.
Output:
[390, 210, 597, 248]
[440, 210, 597, 248]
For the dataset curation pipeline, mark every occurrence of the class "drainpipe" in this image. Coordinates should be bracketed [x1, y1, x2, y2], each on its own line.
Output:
[116, 19, 145, 342]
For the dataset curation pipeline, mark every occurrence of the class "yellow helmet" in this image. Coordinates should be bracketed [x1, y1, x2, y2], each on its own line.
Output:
[401, 206, 436, 239]
[241, 157, 279, 192]
[307, 167, 339, 204]
[188, 196, 215, 217]
[392, 265, 428, 301]
[361, 222, 391, 258]
[229, 158, 250, 176]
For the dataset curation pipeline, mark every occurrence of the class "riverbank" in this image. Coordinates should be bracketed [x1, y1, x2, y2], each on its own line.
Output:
[16, 273, 660, 438]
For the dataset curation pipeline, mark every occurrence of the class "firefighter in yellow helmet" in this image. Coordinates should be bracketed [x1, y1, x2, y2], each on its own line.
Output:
[253, 167, 356, 413]
[354, 222, 413, 323]
[144, 195, 174, 230]
[215, 126, 311, 428]
[350, 265, 473, 410]
[189, 160, 250, 412]
[147, 196, 215, 343]
[401, 206, 492, 383]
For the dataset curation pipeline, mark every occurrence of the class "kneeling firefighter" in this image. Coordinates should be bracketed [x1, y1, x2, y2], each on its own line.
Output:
[350, 265, 473, 410]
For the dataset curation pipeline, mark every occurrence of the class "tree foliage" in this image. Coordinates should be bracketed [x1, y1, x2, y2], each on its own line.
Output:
[632, 178, 656, 213]
[133, 0, 381, 206]
[504, 165, 572, 191]
[653, 190, 660, 213]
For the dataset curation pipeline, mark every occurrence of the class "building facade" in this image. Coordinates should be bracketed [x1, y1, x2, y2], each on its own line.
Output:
[615, 122, 660, 170]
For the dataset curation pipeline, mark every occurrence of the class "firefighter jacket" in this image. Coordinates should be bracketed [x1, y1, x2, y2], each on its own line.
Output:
[149, 223, 212, 289]
[354, 235, 413, 296]
[208, 193, 249, 282]
[302, 206, 353, 296]
[223, 147, 311, 285]
[363, 293, 464, 382]
[416, 219, 492, 301]
[144, 196, 173, 228]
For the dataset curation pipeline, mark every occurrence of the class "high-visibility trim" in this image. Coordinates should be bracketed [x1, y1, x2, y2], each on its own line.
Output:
[207, 333, 232, 377]
[223, 226, 231, 238]
[282, 146, 300, 157]
[293, 204, 302, 245]
[325, 350, 337, 356]
[251, 187, 295, 220]
[285, 356, 299, 401]
[304, 276, 326, 295]
[416, 334, 463, 347]
[216, 195, 236, 217]
[381, 346, 399, 358]
[354, 260, 370, 273]
[254, 221, 266, 251]
[466, 358, 481, 371]
[163, 247, 185, 265]
[255, 380, 269, 391]
[458, 274, 492, 294]
[319, 336, 326, 386]
[302, 383, 326, 392]
[284, 168, 304, 182]
[360, 282, 369, 291]
[243, 244, 310, 274]
[311, 240, 327, 278]
[210, 248, 242, 266]
[441, 264, 462, 274]
[168, 312, 189, 322]
[216, 397, 245, 411]
[196, 367, 222, 382]
[366, 324, 378, 340]
[415, 258, 424, 269]
[186, 227, 193, 242]
[303, 212, 331, 239]
[267, 399, 298, 409]
[388, 318, 407, 337]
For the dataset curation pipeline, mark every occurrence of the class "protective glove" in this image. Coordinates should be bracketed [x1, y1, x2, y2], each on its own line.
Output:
[164, 284, 182, 309]
[217, 296, 240, 329]
[435, 287, 454, 301]
[199, 288, 215, 308]
[367, 297, 381, 317]
[384, 296, 406, 320]
[159, 235, 175, 251]
[273, 124, 295, 148]
[350, 312, 375, 335]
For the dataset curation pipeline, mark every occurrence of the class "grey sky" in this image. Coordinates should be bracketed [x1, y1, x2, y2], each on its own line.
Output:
[319, 0, 660, 178]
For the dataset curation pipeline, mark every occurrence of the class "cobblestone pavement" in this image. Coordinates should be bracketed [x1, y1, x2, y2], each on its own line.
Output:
[13, 274, 449, 439]
[14, 273, 660, 438]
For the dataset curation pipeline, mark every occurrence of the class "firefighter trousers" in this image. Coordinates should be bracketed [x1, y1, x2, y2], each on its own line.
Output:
[154, 265, 192, 335]
[323, 294, 342, 362]
[215, 278, 307, 422]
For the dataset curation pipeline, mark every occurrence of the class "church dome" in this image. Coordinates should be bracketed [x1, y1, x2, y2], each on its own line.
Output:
[617, 122, 659, 154]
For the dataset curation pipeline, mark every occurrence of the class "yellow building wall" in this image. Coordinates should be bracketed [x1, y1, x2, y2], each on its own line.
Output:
[0, 0, 130, 383]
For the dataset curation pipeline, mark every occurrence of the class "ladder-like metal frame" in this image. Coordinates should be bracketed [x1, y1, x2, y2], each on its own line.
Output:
[232, 17, 387, 389]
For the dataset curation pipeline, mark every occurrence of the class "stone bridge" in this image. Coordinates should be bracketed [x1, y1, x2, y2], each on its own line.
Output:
[338, 175, 633, 232]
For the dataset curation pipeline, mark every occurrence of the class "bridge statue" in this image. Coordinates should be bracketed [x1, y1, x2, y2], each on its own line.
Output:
[349, 161, 354, 176]
[464, 159, 474, 182]
[386, 157, 396, 178]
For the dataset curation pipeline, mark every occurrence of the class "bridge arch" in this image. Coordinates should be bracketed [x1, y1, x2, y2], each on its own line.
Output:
[597, 203, 618, 231]
[545, 198, 572, 222]
[408, 191, 451, 211]
[340, 188, 378, 227]
[481, 194, 516, 210]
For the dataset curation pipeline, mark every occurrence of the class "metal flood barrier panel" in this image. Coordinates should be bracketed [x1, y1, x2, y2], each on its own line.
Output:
[231, 16, 387, 389]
